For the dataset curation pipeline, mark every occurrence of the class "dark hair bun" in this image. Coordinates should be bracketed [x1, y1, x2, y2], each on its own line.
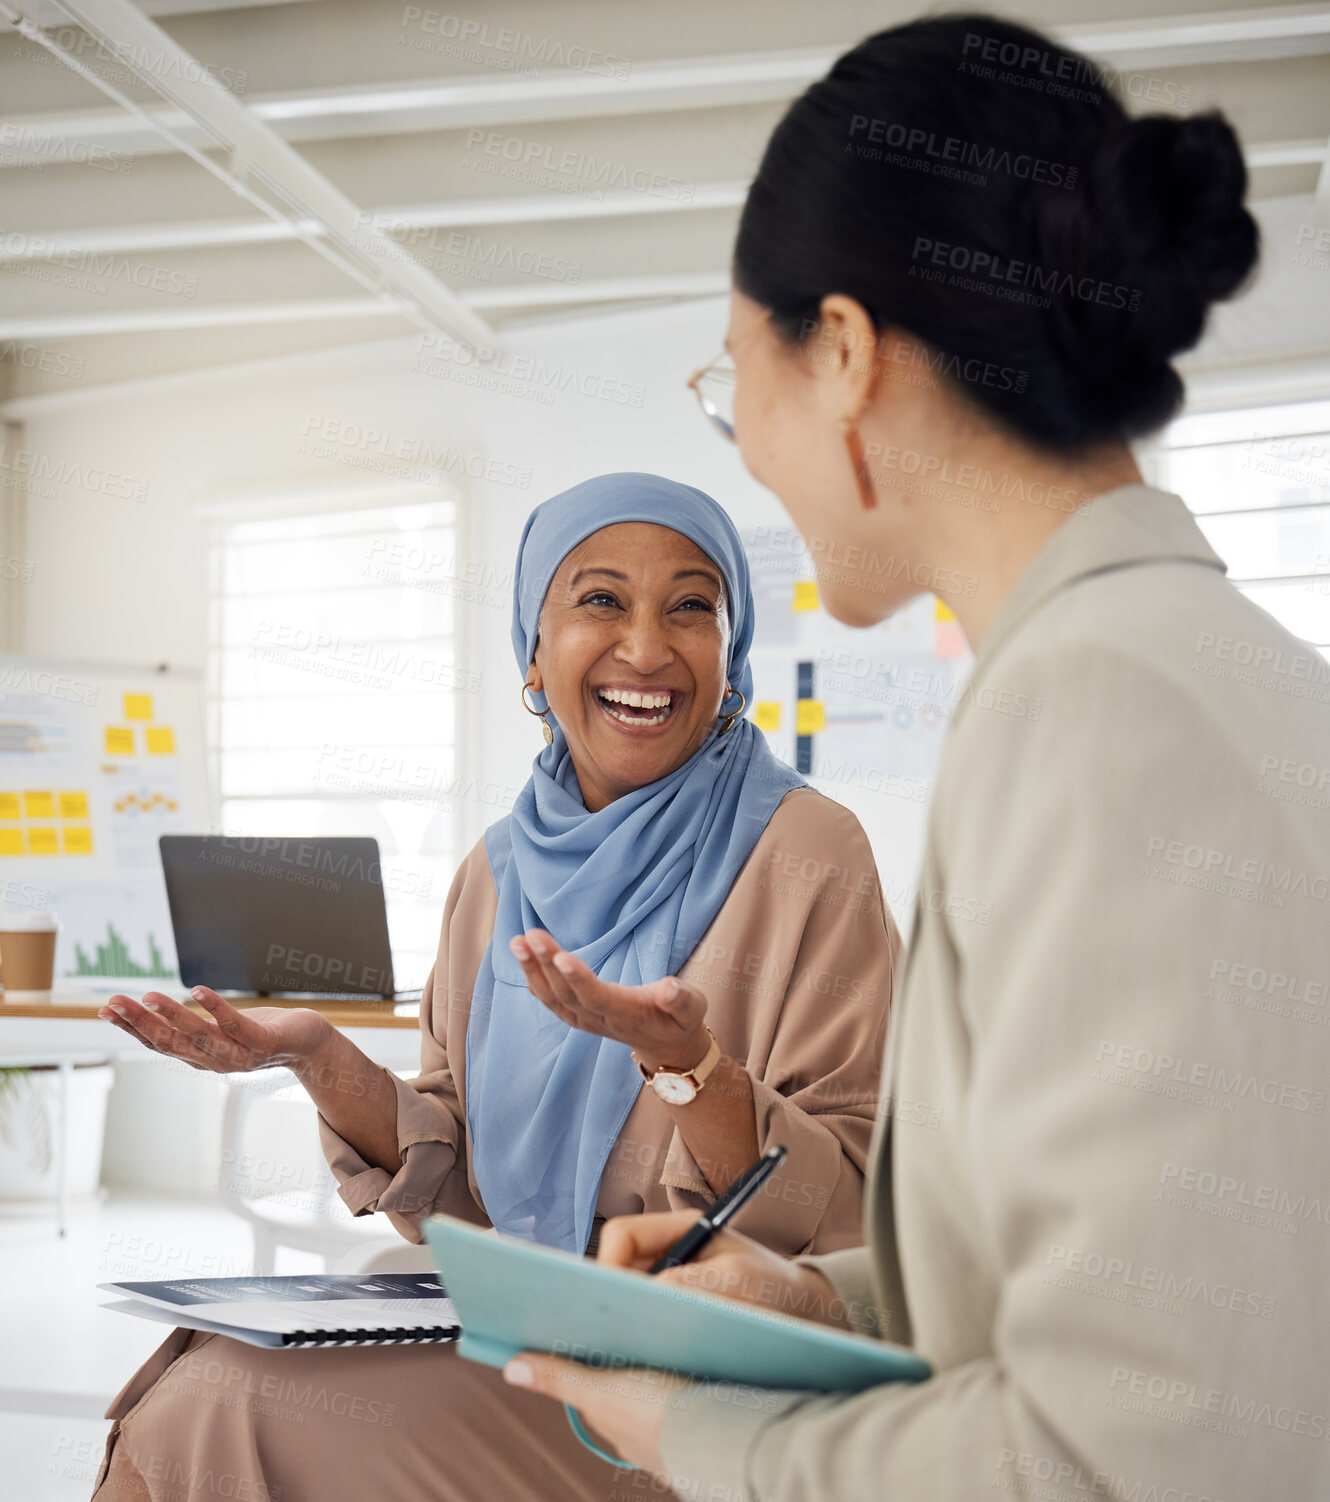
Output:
[1034, 110, 1260, 437]
[735, 14, 1263, 451]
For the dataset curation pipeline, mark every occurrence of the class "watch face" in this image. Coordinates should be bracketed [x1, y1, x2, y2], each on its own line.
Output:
[651, 1072, 698, 1106]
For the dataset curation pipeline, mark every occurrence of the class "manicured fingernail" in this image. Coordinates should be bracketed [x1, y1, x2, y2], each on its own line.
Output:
[503, 1359, 534, 1388]
[192, 987, 207, 999]
[142, 999, 159, 1011]
[509, 938, 528, 956]
[108, 1002, 127, 1016]
[552, 953, 575, 974]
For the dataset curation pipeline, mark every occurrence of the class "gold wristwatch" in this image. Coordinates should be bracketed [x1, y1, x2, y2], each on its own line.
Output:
[632, 1027, 722, 1106]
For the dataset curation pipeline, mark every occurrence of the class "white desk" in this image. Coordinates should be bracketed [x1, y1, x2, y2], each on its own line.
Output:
[0, 990, 423, 1236]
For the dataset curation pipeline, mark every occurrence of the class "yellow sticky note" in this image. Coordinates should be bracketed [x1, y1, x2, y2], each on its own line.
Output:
[0, 793, 19, 819]
[23, 790, 54, 818]
[124, 693, 153, 720]
[62, 826, 93, 854]
[793, 580, 820, 613]
[27, 827, 58, 855]
[934, 597, 958, 622]
[105, 726, 135, 755]
[145, 726, 176, 755]
[796, 699, 826, 736]
[0, 829, 22, 855]
[59, 791, 89, 819]
[753, 700, 782, 732]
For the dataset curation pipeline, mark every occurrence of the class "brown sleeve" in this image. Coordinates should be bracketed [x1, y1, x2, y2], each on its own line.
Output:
[316, 838, 496, 1244]
[664, 789, 899, 1255]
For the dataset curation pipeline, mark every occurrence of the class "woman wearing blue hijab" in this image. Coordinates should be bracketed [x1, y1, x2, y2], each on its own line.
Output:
[470, 471, 840, 1254]
[91, 472, 901, 1502]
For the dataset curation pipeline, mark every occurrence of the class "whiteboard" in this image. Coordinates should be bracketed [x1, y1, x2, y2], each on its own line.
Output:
[741, 526, 974, 913]
[0, 656, 210, 988]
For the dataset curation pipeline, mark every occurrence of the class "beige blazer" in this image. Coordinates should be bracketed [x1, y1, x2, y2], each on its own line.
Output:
[319, 786, 901, 1256]
[661, 483, 1330, 1500]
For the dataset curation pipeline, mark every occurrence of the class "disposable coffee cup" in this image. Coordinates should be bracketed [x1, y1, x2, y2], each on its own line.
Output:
[0, 907, 58, 997]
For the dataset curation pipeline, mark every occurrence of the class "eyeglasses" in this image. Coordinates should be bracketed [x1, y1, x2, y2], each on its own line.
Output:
[686, 349, 737, 443]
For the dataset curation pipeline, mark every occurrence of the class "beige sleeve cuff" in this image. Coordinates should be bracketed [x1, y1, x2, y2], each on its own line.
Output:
[658, 1380, 809, 1502]
[792, 1246, 882, 1337]
[317, 1070, 462, 1244]
[734, 1077, 847, 1255]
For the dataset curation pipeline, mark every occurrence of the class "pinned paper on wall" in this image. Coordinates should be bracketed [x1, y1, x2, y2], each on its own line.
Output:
[934, 597, 968, 660]
[0, 654, 205, 981]
[793, 580, 820, 613]
[0, 787, 100, 857]
[796, 699, 827, 736]
[753, 700, 782, 732]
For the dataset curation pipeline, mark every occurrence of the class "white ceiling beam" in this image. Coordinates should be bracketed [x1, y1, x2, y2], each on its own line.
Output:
[0, 297, 404, 339]
[0, 0, 316, 27]
[1243, 136, 1330, 170]
[0, 0, 496, 351]
[4, 8, 1329, 160]
[0, 271, 732, 339]
[3, 126, 1323, 266]
[466, 270, 729, 310]
[0, 48, 824, 159]
[1068, 4, 1330, 68]
[0, 180, 752, 261]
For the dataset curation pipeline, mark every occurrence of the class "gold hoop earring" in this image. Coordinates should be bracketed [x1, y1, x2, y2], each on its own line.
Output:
[719, 686, 746, 735]
[840, 414, 877, 510]
[521, 684, 554, 745]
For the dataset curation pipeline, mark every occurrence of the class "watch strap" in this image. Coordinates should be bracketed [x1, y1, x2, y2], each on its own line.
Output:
[633, 1027, 722, 1093]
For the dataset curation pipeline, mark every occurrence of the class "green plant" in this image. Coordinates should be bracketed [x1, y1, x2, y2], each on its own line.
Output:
[0, 1066, 52, 1176]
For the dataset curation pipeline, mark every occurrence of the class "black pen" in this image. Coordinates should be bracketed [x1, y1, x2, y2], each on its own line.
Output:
[648, 1144, 788, 1274]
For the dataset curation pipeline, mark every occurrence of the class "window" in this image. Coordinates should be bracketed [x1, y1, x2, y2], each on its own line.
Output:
[1147, 397, 1330, 656]
[206, 495, 465, 990]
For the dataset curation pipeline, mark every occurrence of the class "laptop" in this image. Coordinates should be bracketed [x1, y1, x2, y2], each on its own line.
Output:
[159, 835, 413, 1000]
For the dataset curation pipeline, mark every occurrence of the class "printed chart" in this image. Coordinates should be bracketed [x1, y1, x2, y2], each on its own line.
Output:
[0, 657, 208, 986]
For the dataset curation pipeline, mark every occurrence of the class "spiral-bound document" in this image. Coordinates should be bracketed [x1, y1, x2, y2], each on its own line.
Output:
[98, 1273, 460, 1350]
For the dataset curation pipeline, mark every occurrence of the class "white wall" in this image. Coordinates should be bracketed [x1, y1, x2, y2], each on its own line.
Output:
[10, 294, 932, 907]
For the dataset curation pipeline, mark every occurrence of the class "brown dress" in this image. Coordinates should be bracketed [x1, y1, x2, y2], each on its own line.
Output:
[91, 787, 899, 1502]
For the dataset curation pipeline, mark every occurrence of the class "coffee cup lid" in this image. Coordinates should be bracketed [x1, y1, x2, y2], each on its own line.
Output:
[0, 905, 58, 931]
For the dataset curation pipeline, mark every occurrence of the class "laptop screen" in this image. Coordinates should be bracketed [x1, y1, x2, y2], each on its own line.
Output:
[159, 835, 396, 998]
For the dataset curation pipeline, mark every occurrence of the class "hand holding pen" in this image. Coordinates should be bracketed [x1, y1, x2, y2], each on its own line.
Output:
[590, 1145, 852, 1328]
[647, 1144, 788, 1272]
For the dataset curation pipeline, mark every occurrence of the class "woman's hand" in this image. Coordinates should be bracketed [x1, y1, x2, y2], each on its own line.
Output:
[602, 1210, 854, 1326]
[503, 1351, 682, 1481]
[502, 1210, 852, 1478]
[510, 929, 709, 1072]
[97, 986, 331, 1075]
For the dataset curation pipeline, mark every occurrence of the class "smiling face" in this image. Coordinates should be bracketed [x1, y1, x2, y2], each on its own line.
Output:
[527, 522, 731, 812]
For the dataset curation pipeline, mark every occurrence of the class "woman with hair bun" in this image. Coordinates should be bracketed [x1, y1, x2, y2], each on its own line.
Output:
[508, 15, 1329, 1502]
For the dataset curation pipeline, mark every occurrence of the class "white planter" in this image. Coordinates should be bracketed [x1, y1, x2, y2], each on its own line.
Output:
[0, 1063, 114, 1208]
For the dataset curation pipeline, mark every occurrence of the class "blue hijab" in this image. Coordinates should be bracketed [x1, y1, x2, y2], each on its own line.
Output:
[465, 472, 806, 1252]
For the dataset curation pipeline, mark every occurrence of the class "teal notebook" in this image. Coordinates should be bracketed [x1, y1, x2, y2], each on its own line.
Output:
[422, 1213, 931, 1392]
